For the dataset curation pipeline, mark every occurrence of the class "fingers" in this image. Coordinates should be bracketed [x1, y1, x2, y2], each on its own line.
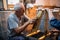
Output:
[28, 19, 36, 24]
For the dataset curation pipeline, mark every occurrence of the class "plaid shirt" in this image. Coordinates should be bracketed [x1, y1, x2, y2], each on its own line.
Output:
[50, 18, 60, 30]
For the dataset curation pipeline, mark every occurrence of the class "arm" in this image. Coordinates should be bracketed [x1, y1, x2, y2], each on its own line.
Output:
[47, 9, 60, 30]
[50, 19, 60, 30]
[14, 20, 30, 33]
[8, 17, 32, 33]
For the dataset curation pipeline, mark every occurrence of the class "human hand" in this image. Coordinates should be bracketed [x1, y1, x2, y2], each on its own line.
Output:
[28, 18, 36, 24]
[49, 28, 59, 33]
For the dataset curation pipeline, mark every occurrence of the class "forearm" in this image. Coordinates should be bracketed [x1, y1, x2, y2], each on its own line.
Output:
[15, 21, 30, 33]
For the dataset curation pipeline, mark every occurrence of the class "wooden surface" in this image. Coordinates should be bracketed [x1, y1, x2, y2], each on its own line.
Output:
[25, 6, 44, 36]
[25, 6, 37, 35]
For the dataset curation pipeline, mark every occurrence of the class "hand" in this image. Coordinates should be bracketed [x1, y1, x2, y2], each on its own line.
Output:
[28, 19, 36, 24]
[49, 28, 59, 33]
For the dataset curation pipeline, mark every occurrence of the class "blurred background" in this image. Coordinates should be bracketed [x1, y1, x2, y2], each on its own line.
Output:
[0, 0, 60, 40]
